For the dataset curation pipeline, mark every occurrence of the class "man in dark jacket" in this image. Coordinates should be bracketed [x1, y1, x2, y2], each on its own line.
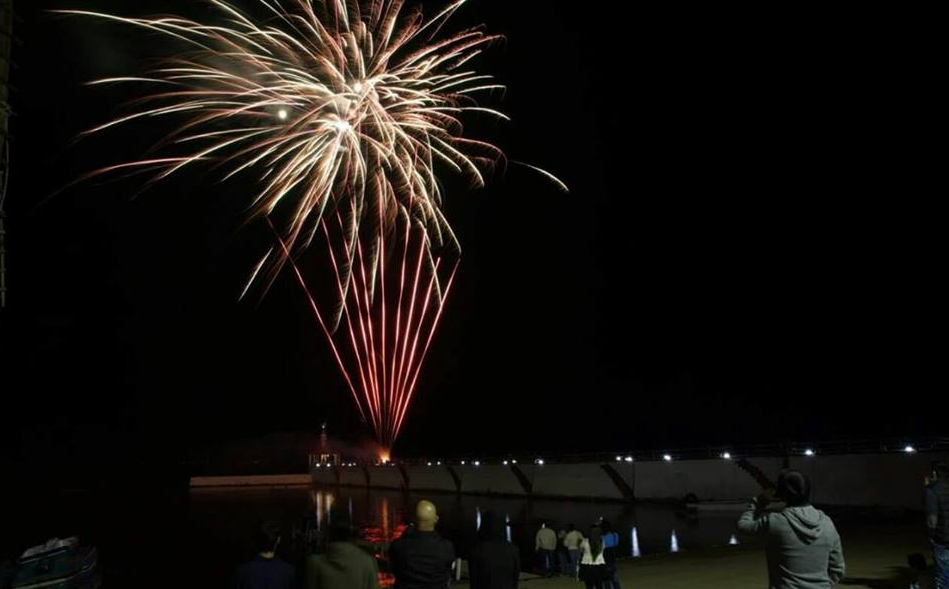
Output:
[469, 510, 520, 589]
[738, 470, 845, 589]
[389, 500, 455, 589]
[231, 520, 296, 589]
[926, 461, 949, 589]
[306, 511, 380, 589]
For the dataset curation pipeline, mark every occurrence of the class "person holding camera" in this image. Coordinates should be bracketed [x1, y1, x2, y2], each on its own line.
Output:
[737, 469, 845, 588]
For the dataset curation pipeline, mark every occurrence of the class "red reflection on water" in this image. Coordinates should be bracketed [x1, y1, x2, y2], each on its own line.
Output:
[361, 497, 406, 545]
[361, 498, 406, 588]
[361, 523, 407, 545]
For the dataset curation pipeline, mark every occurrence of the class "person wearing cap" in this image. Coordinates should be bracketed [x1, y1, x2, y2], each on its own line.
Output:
[737, 469, 846, 588]
[305, 511, 380, 589]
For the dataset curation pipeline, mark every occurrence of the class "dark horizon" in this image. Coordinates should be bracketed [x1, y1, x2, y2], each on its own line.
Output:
[0, 1, 943, 475]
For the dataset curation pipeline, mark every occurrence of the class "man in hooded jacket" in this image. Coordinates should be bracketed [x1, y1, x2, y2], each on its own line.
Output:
[738, 469, 846, 588]
[306, 511, 380, 589]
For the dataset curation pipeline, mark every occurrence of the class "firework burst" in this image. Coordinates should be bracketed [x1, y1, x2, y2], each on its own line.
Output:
[62, 0, 564, 449]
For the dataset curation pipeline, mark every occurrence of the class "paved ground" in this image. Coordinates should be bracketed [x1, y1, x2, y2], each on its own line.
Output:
[456, 520, 933, 588]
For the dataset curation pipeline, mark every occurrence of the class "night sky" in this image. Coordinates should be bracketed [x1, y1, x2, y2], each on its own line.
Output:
[0, 1, 942, 472]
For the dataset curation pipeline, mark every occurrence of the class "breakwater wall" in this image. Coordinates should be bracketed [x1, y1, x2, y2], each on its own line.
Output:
[311, 452, 949, 509]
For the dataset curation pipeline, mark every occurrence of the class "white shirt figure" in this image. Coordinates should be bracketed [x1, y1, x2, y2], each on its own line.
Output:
[580, 538, 606, 565]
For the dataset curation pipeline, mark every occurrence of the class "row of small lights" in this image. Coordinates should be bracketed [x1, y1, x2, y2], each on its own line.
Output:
[633, 445, 918, 462]
[319, 446, 920, 468]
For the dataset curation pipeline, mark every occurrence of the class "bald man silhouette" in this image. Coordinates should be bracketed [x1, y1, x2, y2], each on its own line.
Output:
[389, 500, 456, 589]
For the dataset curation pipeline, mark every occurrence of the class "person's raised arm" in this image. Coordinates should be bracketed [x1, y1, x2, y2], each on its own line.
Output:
[737, 491, 773, 535]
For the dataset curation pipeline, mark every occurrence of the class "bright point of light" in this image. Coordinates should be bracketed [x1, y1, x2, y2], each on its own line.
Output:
[473, 460, 481, 466]
[427, 462, 432, 466]
[904, 445, 916, 453]
[503, 460, 508, 465]
[461, 460, 466, 465]
[728, 534, 739, 546]
[511, 460, 517, 464]
[616, 456, 622, 462]
[331, 119, 352, 133]
[804, 449, 815, 457]
[437, 461, 442, 465]
[625, 456, 634, 463]
[663, 454, 673, 462]
[277, 109, 288, 120]
[536, 458, 545, 465]
[670, 530, 680, 553]
[722, 452, 732, 460]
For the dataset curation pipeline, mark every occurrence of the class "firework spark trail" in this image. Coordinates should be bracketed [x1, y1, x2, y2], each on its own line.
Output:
[64, 0, 564, 449]
[290, 211, 457, 448]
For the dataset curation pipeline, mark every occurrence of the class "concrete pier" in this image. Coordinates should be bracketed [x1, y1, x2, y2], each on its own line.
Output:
[313, 451, 949, 509]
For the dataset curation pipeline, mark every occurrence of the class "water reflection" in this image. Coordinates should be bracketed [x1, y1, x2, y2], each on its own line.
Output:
[304, 486, 741, 560]
[182, 485, 753, 588]
[315, 491, 323, 530]
[192, 484, 744, 576]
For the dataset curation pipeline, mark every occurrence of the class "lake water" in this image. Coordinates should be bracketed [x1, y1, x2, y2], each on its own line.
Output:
[1, 484, 746, 588]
